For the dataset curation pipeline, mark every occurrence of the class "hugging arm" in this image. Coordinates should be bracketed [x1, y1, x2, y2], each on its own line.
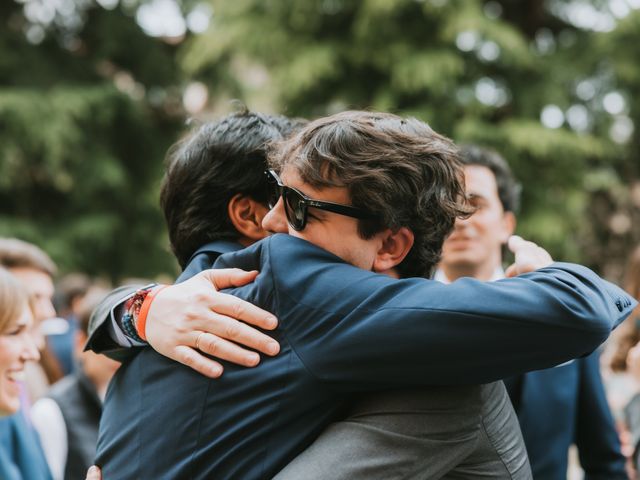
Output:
[84, 269, 280, 376]
[288, 262, 635, 388]
[89, 234, 636, 384]
[243, 236, 636, 387]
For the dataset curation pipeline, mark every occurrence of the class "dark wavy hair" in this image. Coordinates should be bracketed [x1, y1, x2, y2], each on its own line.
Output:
[269, 111, 472, 278]
[161, 111, 305, 268]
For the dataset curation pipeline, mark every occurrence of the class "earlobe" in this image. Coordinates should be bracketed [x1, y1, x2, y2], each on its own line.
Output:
[373, 227, 415, 274]
[228, 194, 269, 243]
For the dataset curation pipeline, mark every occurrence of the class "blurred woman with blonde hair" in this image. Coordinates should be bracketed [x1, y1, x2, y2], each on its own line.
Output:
[0, 266, 46, 479]
[0, 266, 40, 416]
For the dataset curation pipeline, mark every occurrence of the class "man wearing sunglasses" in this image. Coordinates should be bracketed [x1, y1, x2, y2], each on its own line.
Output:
[88, 110, 523, 479]
[265, 169, 377, 230]
[92, 111, 635, 479]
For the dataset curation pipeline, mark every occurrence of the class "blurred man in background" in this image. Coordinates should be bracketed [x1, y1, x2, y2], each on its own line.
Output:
[51, 273, 92, 377]
[436, 145, 626, 480]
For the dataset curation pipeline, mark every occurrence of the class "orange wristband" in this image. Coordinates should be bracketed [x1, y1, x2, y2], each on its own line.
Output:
[136, 285, 169, 341]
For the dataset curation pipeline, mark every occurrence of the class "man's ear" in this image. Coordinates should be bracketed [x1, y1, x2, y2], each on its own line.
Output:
[501, 211, 517, 243]
[372, 227, 414, 275]
[74, 330, 87, 358]
[227, 194, 270, 244]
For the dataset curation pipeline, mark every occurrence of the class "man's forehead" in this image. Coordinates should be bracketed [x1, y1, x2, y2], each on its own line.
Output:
[8, 267, 54, 296]
[281, 167, 352, 205]
[464, 165, 499, 198]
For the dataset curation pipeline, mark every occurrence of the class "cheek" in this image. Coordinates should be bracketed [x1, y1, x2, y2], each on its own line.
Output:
[0, 343, 22, 414]
[0, 339, 15, 364]
[472, 212, 499, 232]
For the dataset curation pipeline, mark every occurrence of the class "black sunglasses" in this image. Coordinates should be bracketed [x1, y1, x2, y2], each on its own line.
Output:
[265, 169, 376, 231]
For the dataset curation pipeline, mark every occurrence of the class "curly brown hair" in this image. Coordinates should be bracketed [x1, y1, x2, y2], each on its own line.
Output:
[269, 110, 472, 278]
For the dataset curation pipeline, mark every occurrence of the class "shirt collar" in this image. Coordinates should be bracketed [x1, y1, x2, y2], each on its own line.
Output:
[434, 266, 505, 284]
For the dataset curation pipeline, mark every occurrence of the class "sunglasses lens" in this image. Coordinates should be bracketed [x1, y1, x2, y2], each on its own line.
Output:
[266, 172, 280, 209]
[284, 190, 306, 231]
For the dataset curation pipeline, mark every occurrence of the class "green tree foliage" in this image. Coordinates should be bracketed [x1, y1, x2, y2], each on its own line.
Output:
[2, 0, 639, 281]
[0, 0, 184, 281]
[183, 0, 639, 277]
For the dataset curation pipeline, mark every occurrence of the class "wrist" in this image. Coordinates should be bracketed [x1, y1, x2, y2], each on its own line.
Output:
[136, 285, 169, 341]
[122, 285, 168, 343]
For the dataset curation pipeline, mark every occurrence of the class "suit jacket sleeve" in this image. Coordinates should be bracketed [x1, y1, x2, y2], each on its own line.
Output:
[84, 285, 142, 361]
[238, 235, 637, 388]
[575, 352, 627, 480]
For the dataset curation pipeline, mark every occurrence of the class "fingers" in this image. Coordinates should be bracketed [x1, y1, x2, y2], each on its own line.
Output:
[507, 235, 529, 253]
[197, 270, 278, 331]
[86, 466, 102, 480]
[505, 235, 553, 276]
[504, 264, 518, 278]
[208, 291, 278, 331]
[193, 331, 263, 366]
[194, 310, 280, 357]
[201, 268, 259, 290]
[173, 345, 225, 378]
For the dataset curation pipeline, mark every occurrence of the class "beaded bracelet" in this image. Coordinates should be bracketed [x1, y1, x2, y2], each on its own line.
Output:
[136, 285, 168, 341]
[122, 287, 155, 343]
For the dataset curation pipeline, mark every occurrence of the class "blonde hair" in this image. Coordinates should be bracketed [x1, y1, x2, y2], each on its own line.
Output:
[0, 267, 28, 334]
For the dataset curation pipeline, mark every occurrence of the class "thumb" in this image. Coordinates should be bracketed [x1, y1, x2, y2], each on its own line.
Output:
[504, 264, 519, 278]
[200, 268, 259, 290]
[507, 235, 525, 254]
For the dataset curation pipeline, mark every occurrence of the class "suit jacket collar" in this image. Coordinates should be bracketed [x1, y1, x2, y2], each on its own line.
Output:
[178, 240, 244, 283]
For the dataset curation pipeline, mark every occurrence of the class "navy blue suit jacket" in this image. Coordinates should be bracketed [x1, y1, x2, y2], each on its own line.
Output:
[96, 235, 636, 479]
[505, 351, 626, 480]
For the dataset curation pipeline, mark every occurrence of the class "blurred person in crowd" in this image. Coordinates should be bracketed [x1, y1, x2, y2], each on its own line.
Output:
[0, 266, 50, 479]
[0, 267, 40, 415]
[0, 238, 63, 397]
[609, 245, 640, 373]
[89, 112, 635, 479]
[50, 273, 92, 376]
[32, 287, 119, 480]
[606, 245, 640, 475]
[623, 340, 640, 475]
[435, 145, 626, 479]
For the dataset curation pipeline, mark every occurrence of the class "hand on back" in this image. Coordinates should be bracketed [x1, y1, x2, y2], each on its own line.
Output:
[145, 268, 280, 378]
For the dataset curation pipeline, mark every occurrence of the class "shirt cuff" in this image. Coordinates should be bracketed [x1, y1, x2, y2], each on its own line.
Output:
[108, 284, 156, 347]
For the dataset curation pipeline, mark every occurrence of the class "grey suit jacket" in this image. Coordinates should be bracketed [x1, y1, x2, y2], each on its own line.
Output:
[275, 381, 531, 480]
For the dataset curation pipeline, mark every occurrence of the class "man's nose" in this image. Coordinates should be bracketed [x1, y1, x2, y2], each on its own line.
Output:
[22, 331, 41, 362]
[454, 215, 470, 228]
[36, 299, 56, 323]
[261, 198, 288, 233]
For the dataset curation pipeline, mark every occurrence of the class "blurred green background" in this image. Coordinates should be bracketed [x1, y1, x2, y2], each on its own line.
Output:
[1, 0, 638, 282]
